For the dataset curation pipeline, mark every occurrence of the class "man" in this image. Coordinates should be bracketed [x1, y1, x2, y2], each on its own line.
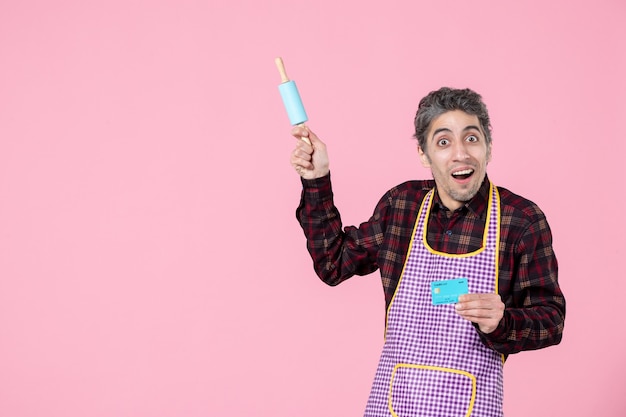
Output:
[289, 87, 565, 417]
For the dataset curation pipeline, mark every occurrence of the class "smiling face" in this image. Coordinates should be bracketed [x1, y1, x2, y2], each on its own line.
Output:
[418, 110, 491, 211]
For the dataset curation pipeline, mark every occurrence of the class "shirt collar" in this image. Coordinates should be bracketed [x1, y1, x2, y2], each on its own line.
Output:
[432, 175, 490, 218]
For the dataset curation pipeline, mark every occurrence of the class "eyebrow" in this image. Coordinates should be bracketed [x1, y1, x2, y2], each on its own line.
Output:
[431, 125, 483, 138]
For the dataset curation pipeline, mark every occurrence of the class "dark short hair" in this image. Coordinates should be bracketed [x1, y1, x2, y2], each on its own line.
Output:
[413, 87, 492, 151]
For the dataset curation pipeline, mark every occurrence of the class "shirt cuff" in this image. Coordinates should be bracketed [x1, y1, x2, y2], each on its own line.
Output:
[301, 172, 333, 201]
[474, 314, 508, 345]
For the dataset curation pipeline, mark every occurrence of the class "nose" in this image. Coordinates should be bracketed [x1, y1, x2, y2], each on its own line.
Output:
[451, 140, 470, 160]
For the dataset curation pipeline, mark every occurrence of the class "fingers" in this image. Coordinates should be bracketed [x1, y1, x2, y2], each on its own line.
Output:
[290, 145, 313, 170]
[291, 125, 307, 138]
[291, 125, 311, 143]
[291, 125, 323, 146]
[290, 136, 315, 179]
[288, 125, 330, 179]
[455, 293, 503, 314]
[455, 293, 504, 334]
[457, 293, 500, 306]
[290, 134, 313, 163]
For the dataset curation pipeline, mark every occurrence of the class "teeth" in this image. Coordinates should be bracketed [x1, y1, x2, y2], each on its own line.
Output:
[452, 169, 473, 176]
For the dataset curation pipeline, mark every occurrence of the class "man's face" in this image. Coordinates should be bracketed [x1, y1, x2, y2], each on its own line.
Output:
[418, 110, 491, 211]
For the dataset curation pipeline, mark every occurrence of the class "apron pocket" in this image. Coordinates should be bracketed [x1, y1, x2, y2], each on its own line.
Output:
[389, 363, 476, 417]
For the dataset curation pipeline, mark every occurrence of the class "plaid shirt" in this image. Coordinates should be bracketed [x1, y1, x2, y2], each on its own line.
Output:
[296, 173, 565, 356]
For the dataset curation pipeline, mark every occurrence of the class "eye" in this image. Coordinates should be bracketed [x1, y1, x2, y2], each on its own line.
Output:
[437, 138, 450, 146]
[466, 135, 478, 143]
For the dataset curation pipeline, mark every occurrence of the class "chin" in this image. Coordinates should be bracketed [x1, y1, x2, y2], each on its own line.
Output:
[450, 186, 480, 203]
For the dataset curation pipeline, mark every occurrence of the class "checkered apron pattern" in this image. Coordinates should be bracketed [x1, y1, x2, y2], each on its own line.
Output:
[364, 183, 503, 417]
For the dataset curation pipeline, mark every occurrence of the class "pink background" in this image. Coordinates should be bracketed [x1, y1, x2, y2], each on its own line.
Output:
[1, 1, 624, 416]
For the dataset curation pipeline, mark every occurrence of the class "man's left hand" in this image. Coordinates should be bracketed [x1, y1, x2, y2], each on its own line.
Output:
[455, 293, 504, 334]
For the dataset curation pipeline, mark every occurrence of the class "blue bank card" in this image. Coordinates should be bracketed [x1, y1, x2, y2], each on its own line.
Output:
[431, 278, 469, 305]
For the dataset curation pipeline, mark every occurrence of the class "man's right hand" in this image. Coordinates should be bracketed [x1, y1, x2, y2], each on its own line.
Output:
[289, 126, 330, 180]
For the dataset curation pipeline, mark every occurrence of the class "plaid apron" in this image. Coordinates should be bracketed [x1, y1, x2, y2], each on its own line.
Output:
[364, 183, 503, 417]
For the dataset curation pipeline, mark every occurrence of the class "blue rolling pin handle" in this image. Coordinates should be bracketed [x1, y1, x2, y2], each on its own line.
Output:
[278, 80, 308, 126]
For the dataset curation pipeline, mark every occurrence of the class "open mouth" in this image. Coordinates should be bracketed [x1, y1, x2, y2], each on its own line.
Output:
[451, 169, 474, 180]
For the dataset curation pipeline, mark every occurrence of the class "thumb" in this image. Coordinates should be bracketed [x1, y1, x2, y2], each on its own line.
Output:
[303, 127, 322, 147]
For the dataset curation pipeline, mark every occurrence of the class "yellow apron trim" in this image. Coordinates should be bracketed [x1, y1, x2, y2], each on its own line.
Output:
[388, 363, 477, 417]
[493, 185, 501, 294]
[491, 187, 505, 364]
[422, 182, 495, 258]
[383, 190, 430, 339]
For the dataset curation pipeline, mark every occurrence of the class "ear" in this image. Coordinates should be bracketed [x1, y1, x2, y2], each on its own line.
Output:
[417, 145, 431, 168]
[486, 142, 492, 164]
